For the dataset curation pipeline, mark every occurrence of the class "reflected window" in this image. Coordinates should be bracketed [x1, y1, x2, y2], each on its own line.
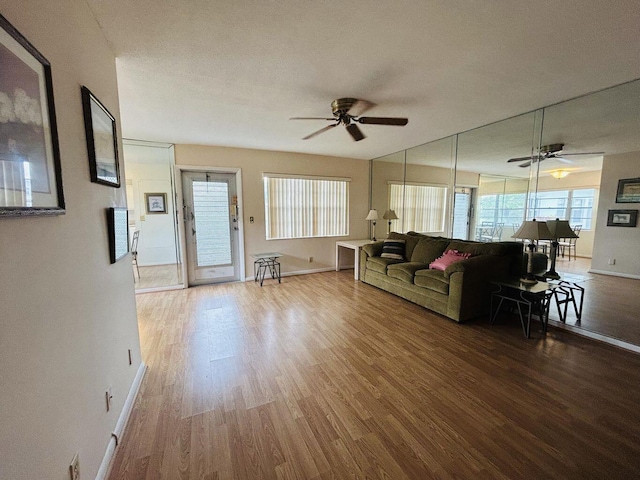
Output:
[389, 183, 447, 233]
[529, 188, 595, 229]
[478, 193, 526, 227]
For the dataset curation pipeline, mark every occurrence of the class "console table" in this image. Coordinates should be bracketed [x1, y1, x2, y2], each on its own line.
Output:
[335, 239, 374, 280]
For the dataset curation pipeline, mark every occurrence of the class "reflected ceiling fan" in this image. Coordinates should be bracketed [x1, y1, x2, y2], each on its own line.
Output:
[507, 143, 603, 168]
[290, 97, 408, 142]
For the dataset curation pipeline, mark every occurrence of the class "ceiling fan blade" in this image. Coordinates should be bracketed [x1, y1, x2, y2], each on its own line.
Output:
[346, 123, 366, 141]
[302, 124, 337, 140]
[554, 151, 605, 156]
[290, 117, 336, 121]
[518, 161, 532, 168]
[507, 156, 536, 163]
[356, 116, 408, 126]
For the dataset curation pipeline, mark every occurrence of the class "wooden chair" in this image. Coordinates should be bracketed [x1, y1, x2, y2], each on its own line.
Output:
[131, 230, 140, 280]
[558, 224, 581, 261]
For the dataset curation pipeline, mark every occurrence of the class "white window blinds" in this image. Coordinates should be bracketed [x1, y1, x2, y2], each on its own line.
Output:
[389, 183, 447, 233]
[264, 175, 350, 240]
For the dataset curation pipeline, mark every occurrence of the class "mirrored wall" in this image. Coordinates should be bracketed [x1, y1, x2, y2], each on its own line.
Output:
[370, 78, 640, 345]
[123, 140, 183, 292]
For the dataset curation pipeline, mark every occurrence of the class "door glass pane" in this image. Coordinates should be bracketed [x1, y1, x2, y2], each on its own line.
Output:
[453, 191, 470, 239]
[193, 180, 231, 266]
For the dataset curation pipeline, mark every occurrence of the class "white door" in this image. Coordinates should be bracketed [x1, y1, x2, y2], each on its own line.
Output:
[182, 171, 240, 285]
[453, 188, 473, 240]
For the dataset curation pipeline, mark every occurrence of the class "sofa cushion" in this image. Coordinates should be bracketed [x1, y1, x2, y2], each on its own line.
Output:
[446, 240, 509, 257]
[410, 238, 449, 264]
[429, 249, 472, 271]
[367, 256, 403, 274]
[381, 239, 405, 260]
[388, 232, 422, 260]
[414, 269, 450, 294]
[387, 262, 429, 284]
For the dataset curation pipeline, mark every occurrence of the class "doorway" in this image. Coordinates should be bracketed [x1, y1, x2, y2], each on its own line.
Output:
[181, 170, 242, 285]
[452, 187, 474, 240]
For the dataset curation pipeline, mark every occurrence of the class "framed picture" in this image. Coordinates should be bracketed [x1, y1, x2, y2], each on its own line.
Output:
[0, 14, 64, 217]
[616, 177, 640, 203]
[81, 86, 120, 187]
[145, 192, 167, 214]
[607, 209, 638, 227]
[107, 207, 129, 263]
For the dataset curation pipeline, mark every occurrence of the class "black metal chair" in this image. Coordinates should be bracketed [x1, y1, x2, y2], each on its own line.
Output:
[131, 230, 140, 280]
[558, 224, 581, 261]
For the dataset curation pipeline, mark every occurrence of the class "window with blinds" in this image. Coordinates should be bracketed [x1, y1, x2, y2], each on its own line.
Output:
[264, 175, 350, 240]
[389, 183, 447, 233]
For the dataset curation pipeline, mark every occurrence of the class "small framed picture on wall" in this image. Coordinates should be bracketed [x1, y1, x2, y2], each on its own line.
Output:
[607, 209, 638, 227]
[145, 193, 167, 214]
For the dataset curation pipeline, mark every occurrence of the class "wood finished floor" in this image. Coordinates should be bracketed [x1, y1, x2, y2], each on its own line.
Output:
[109, 270, 640, 479]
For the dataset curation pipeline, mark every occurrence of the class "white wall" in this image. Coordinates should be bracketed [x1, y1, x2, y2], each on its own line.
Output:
[591, 152, 640, 277]
[175, 144, 370, 277]
[124, 143, 178, 266]
[0, 2, 142, 479]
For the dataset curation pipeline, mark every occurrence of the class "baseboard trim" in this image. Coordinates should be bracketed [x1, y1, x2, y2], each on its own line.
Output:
[96, 362, 147, 480]
[549, 320, 640, 354]
[588, 269, 640, 280]
[245, 266, 336, 282]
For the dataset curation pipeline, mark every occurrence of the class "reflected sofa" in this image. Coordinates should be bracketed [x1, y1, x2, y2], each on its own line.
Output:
[359, 232, 525, 322]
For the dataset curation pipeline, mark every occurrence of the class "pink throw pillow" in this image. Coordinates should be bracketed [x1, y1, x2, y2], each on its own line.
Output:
[429, 249, 471, 271]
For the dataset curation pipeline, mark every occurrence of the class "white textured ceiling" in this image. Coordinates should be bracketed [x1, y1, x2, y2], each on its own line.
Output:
[86, 0, 640, 160]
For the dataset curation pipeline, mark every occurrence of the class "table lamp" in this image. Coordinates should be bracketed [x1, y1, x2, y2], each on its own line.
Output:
[383, 209, 398, 235]
[366, 209, 378, 241]
[545, 219, 578, 279]
[512, 220, 553, 284]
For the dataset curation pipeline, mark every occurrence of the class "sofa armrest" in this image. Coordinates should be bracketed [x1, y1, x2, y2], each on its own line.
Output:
[362, 241, 384, 258]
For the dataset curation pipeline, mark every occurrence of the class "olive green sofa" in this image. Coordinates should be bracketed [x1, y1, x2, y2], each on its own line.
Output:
[359, 232, 525, 323]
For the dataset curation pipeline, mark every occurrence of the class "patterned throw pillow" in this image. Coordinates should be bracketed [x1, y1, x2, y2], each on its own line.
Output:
[429, 249, 471, 271]
[381, 239, 405, 260]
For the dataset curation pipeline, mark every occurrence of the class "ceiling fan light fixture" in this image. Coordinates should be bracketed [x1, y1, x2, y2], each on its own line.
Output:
[550, 170, 569, 179]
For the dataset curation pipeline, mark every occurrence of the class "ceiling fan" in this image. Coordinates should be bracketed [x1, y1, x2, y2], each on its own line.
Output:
[290, 97, 408, 142]
[507, 143, 604, 168]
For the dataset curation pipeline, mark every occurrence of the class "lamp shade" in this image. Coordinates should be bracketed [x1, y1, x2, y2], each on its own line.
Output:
[511, 220, 553, 241]
[382, 209, 398, 220]
[365, 209, 378, 221]
[546, 219, 578, 239]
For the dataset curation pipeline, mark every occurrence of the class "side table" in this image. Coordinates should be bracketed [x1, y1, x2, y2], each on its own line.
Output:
[335, 239, 374, 280]
[490, 279, 557, 338]
[251, 252, 282, 286]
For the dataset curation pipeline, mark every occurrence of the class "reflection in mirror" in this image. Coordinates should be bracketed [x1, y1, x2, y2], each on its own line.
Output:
[531, 79, 640, 344]
[370, 150, 404, 240]
[123, 141, 183, 291]
[456, 111, 541, 241]
[403, 136, 456, 236]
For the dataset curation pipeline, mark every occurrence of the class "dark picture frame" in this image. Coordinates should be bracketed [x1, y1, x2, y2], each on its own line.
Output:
[607, 209, 638, 227]
[107, 207, 129, 263]
[0, 14, 64, 217]
[145, 192, 167, 214]
[81, 86, 120, 187]
[616, 177, 640, 203]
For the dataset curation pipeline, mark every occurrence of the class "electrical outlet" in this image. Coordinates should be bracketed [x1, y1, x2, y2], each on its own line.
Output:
[69, 453, 80, 480]
[106, 387, 113, 412]
[250, 216, 254, 223]
[608, 258, 616, 265]
[309, 256, 313, 263]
